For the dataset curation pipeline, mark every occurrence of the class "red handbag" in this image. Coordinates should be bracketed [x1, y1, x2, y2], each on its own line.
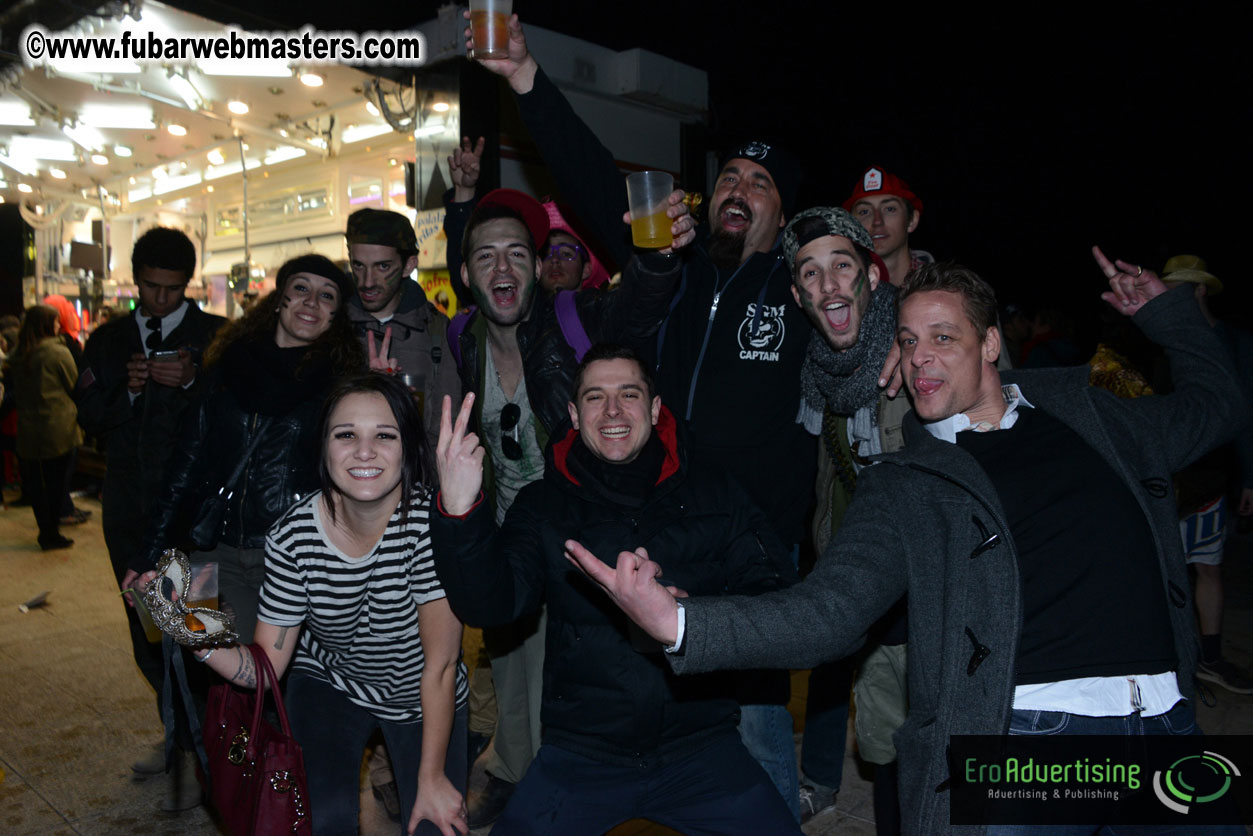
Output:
[203, 644, 311, 836]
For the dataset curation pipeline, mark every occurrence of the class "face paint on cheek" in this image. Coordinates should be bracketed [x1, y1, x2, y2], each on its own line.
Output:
[280, 293, 296, 309]
[852, 269, 868, 298]
[795, 284, 817, 314]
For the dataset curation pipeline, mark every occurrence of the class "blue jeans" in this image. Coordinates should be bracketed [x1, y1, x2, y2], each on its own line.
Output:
[286, 673, 468, 836]
[985, 701, 1242, 836]
[800, 655, 853, 790]
[738, 703, 800, 820]
[492, 733, 802, 835]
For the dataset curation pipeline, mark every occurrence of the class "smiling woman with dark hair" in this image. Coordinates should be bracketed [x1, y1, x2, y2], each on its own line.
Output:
[125, 254, 366, 646]
[186, 372, 469, 836]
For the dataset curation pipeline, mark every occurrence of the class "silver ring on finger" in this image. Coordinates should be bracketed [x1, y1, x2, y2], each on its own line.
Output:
[1135, 266, 1143, 277]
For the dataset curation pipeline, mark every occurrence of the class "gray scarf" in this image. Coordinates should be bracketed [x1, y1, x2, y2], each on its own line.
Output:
[797, 283, 897, 433]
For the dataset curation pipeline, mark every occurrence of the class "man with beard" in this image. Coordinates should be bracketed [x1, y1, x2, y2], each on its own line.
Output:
[463, 24, 813, 813]
[788, 207, 910, 830]
[463, 16, 815, 552]
[345, 208, 459, 447]
[446, 187, 691, 826]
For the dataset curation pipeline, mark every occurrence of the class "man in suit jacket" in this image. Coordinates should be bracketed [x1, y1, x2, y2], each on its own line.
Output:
[77, 226, 225, 800]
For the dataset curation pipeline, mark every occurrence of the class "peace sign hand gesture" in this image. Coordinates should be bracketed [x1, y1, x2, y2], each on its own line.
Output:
[436, 393, 485, 516]
[367, 327, 401, 374]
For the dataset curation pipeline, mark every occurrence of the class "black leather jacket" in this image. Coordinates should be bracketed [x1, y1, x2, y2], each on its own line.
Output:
[134, 353, 329, 573]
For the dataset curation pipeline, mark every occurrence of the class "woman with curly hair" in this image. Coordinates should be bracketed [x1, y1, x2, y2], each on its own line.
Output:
[125, 254, 366, 643]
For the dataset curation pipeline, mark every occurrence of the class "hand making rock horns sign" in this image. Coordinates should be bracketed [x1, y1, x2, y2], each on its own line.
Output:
[1093, 245, 1169, 316]
[435, 393, 486, 516]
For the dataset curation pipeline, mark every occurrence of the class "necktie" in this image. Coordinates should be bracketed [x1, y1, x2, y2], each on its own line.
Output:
[146, 317, 162, 351]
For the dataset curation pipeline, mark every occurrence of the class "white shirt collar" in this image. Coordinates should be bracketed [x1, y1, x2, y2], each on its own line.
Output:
[922, 383, 1033, 444]
[137, 300, 190, 351]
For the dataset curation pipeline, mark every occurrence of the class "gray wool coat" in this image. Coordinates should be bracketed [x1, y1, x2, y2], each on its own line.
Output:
[671, 285, 1252, 834]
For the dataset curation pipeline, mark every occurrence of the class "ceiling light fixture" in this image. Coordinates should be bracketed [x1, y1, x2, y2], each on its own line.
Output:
[299, 72, 324, 88]
[228, 100, 250, 115]
[10, 136, 77, 161]
[91, 154, 109, 165]
[113, 145, 133, 157]
[0, 100, 35, 126]
[18, 183, 33, 193]
[432, 101, 450, 113]
[49, 168, 67, 179]
[79, 104, 155, 129]
[168, 71, 205, 110]
[207, 148, 226, 166]
[167, 124, 188, 137]
[341, 123, 393, 144]
[61, 123, 104, 152]
[199, 58, 293, 78]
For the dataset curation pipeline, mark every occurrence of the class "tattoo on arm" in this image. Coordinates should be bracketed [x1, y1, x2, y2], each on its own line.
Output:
[274, 627, 289, 651]
[232, 648, 256, 688]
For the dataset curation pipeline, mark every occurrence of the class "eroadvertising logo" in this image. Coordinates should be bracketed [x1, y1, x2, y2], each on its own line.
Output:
[950, 735, 1249, 826]
[1152, 750, 1240, 814]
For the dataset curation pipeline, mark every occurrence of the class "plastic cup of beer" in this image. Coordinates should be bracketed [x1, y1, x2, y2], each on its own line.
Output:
[128, 590, 164, 644]
[469, 0, 512, 60]
[626, 171, 674, 249]
[185, 562, 220, 634]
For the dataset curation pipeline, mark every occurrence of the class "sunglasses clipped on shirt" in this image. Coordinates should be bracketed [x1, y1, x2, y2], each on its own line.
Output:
[500, 402, 523, 460]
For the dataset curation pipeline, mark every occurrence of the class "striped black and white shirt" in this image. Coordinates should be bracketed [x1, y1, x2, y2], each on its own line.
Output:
[258, 490, 469, 723]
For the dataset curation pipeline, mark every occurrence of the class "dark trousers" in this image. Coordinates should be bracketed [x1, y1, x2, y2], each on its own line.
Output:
[286, 673, 468, 836]
[492, 733, 803, 836]
[985, 701, 1243, 836]
[18, 453, 72, 546]
[59, 446, 77, 516]
[801, 655, 854, 788]
[105, 521, 166, 704]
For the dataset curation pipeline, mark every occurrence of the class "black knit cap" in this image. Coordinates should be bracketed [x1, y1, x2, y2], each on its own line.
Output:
[345, 208, 418, 256]
[718, 140, 802, 218]
[276, 254, 354, 303]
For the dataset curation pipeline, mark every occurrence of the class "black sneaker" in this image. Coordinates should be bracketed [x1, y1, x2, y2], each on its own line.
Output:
[798, 781, 838, 823]
[1196, 659, 1253, 695]
[467, 775, 515, 828]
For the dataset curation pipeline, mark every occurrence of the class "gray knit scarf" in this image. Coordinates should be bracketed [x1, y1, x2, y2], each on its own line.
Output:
[797, 283, 897, 433]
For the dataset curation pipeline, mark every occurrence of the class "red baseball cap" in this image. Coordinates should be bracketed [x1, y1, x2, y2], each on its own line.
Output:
[842, 166, 923, 214]
[476, 189, 551, 252]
